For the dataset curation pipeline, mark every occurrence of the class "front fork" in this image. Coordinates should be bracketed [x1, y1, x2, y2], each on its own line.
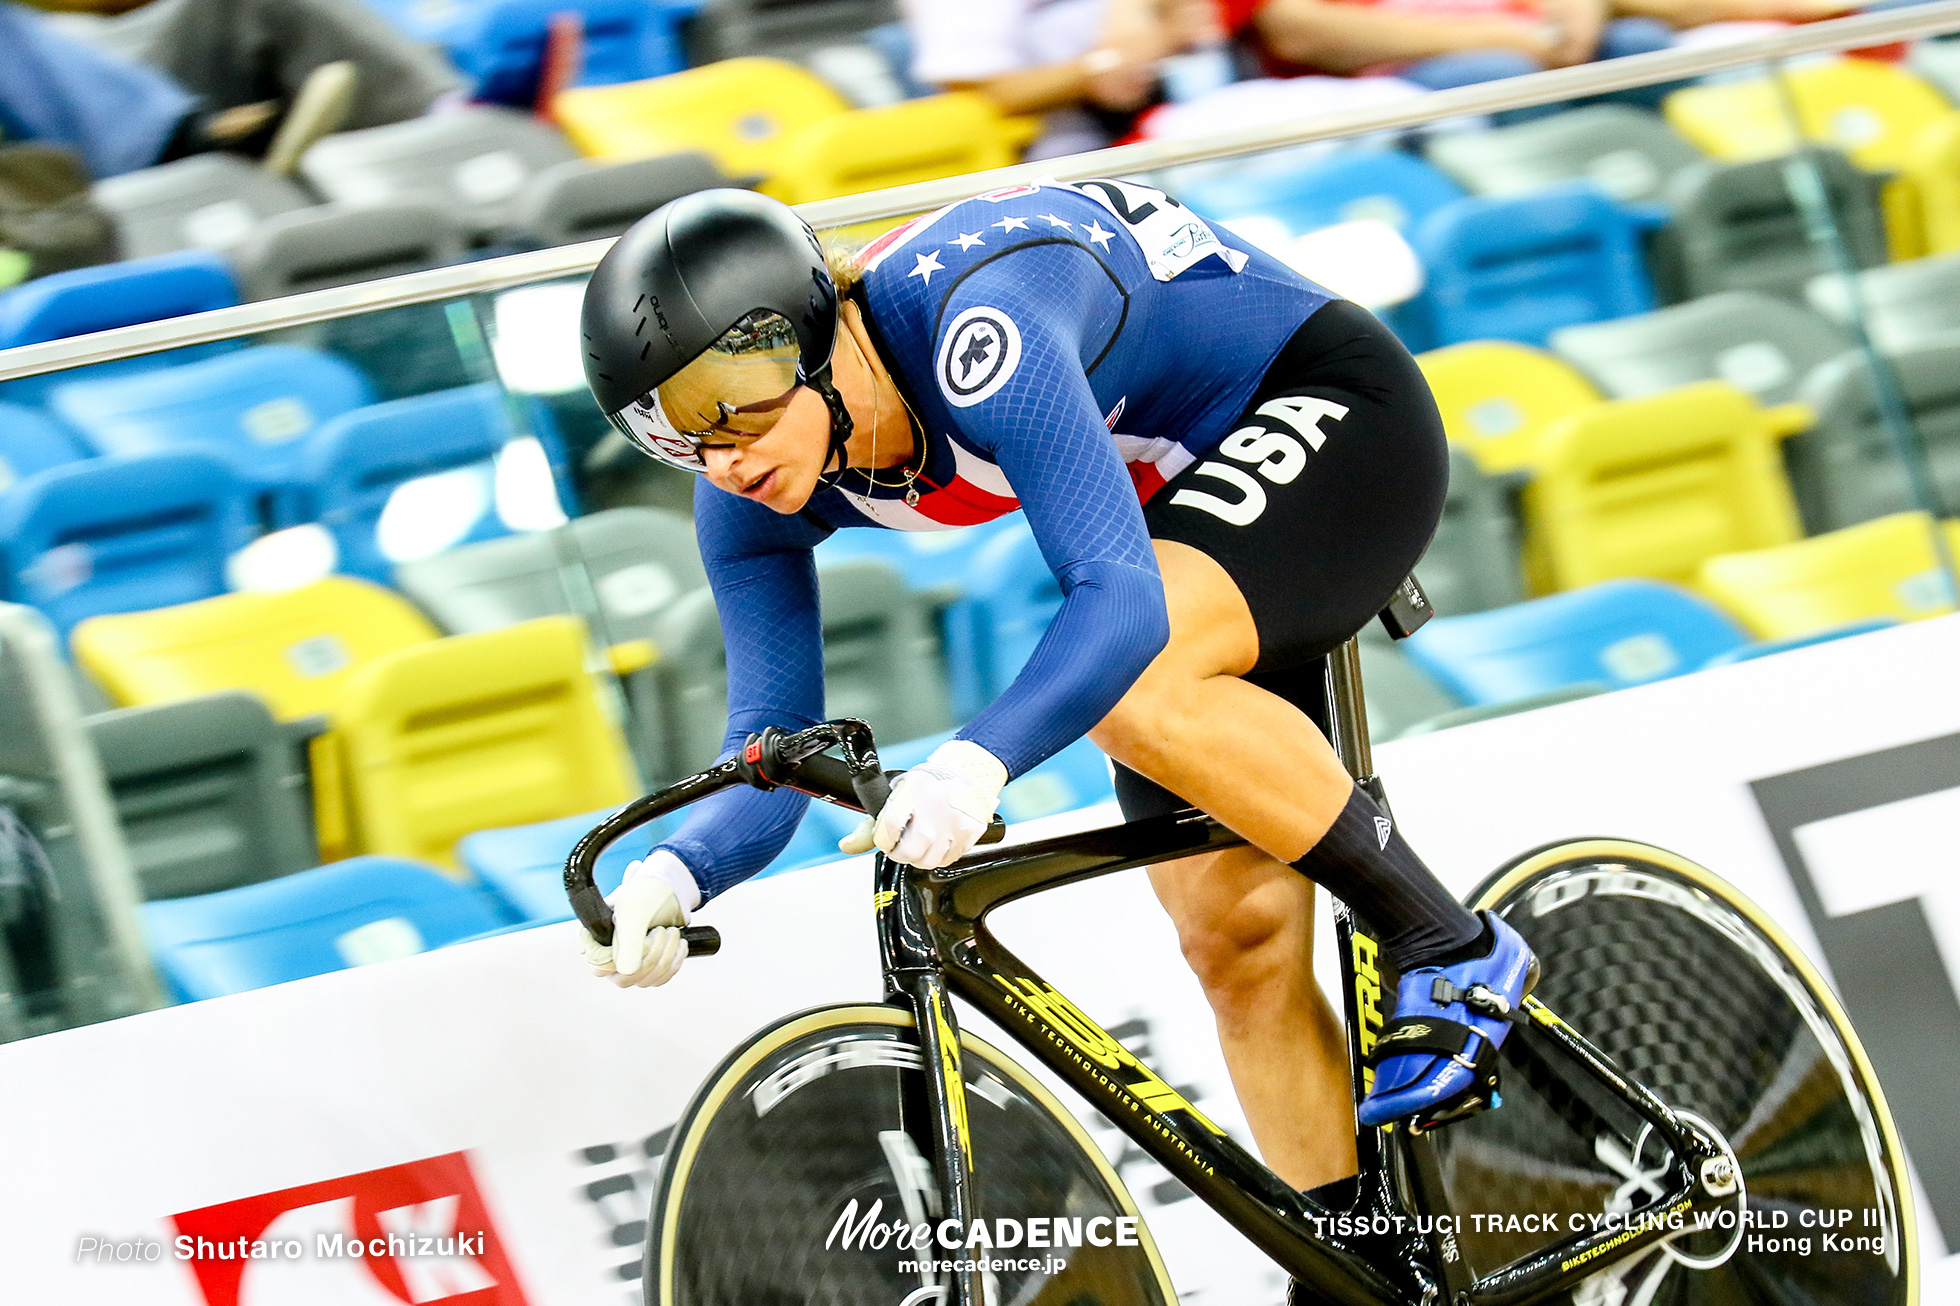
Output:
[880, 849, 988, 1306]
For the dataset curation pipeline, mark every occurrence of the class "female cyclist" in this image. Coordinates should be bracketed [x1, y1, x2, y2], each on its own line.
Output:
[575, 183, 1535, 1190]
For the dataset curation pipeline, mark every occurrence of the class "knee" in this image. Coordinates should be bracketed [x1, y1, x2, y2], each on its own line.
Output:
[1089, 671, 1200, 777]
[1172, 889, 1306, 1022]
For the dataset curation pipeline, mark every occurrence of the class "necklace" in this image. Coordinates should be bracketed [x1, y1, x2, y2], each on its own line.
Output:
[853, 351, 928, 507]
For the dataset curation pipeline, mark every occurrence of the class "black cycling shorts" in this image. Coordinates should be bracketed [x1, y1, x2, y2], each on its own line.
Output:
[1113, 298, 1449, 821]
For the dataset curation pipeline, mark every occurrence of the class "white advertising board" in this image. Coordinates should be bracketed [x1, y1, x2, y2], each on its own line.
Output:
[4, 616, 1959, 1306]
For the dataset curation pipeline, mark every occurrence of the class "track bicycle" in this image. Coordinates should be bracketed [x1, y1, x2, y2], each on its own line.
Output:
[566, 633, 1918, 1306]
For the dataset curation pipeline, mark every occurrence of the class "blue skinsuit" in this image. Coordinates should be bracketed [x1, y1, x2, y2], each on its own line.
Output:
[659, 180, 1337, 901]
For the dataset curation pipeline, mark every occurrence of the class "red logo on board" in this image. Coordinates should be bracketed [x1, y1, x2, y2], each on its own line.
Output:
[169, 1152, 530, 1306]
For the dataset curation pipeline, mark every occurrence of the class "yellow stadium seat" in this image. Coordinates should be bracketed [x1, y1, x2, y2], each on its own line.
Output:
[71, 577, 440, 860]
[332, 616, 638, 868]
[1523, 380, 1804, 593]
[1416, 342, 1603, 475]
[72, 577, 437, 715]
[764, 94, 1038, 205]
[1696, 511, 1960, 638]
[1663, 59, 1956, 258]
[552, 57, 851, 179]
[1900, 114, 1960, 254]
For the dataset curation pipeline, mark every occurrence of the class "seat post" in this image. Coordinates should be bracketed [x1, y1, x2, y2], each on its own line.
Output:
[1322, 636, 1374, 783]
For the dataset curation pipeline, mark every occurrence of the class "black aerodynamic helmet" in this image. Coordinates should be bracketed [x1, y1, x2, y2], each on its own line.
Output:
[580, 187, 851, 475]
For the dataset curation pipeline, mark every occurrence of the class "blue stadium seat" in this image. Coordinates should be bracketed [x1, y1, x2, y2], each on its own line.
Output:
[1404, 578, 1749, 704]
[460, 805, 676, 923]
[1405, 183, 1662, 349]
[1701, 619, 1896, 667]
[0, 250, 241, 407]
[0, 450, 254, 640]
[0, 403, 88, 491]
[814, 517, 1020, 594]
[302, 383, 539, 582]
[1177, 149, 1467, 238]
[0, 250, 237, 350]
[48, 345, 373, 525]
[141, 856, 513, 1001]
[367, 0, 700, 106]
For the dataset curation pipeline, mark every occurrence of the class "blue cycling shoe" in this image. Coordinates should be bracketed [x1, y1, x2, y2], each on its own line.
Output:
[1357, 912, 1539, 1129]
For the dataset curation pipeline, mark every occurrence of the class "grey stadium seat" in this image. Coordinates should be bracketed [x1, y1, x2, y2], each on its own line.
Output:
[1550, 291, 1848, 407]
[84, 692, 318, 900]
[1415, 445, 1526, 619]
[299, 108, 578, 242]
[395, 507, 709, 780]
[1357, 638, 1462, 743]
[647, 559, 951, 780]
[1909, 35, 1960, 105]
[509, 153, 751, 248]
[686, 0, 897, 63]
[0, 603, 162, 1036]
[232, 201, 470, 300]
[1425, 105, 1702, 207]
[395, 507, 708, 643]
[92, 154, 311, 260]
[1805, 253, 1960, 353]
[1647, 148, 1887, 304]
[1787, 334, 1960, 533]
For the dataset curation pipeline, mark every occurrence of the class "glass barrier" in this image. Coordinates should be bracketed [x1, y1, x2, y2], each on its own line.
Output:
[3, 4, 1960, 1038]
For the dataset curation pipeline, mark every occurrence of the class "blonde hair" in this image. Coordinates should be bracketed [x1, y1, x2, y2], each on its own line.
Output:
[822, 232, 866, 295]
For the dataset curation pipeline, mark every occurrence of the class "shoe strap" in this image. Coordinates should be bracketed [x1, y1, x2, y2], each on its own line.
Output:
[1364, 1014, 1494, 1071]
[1431, 977, 1531, 1027]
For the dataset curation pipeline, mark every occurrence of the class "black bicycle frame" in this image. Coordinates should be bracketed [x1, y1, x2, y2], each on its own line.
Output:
[565, 646, 1741, 1306]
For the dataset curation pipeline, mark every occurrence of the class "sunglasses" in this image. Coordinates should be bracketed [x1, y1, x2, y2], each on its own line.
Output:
[609, 311, 805, 473]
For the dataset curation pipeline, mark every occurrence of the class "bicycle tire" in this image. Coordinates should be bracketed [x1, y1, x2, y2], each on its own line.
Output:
[643, 1003, 1178, 1306]
[1429, 838, 1917, 1306]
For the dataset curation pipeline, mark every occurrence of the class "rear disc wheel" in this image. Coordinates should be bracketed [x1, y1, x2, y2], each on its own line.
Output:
[1430, 839, 1916, 1305]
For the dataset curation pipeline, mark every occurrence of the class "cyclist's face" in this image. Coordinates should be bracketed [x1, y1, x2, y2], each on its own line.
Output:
[699, 385, 833, 514]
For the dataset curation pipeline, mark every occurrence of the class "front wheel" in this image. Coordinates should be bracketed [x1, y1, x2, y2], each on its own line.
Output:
[1434, 839, 1918, 1305]
[644, 1003, 1177, 1306]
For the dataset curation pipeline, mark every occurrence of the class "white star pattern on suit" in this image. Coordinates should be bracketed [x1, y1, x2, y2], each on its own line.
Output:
[1041, 213, 1072, 229]
[949, 232, 985, 251]
[992, 215, 1029, 233]
[1083, 220, 1114, 248]
[910, 250, 945, 284]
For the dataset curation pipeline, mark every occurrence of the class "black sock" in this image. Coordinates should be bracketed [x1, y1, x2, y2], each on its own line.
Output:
[1290, 785, 1481, 971]
[1427, 915, 1495, 969]
[1302, 1173, 1358, 1209]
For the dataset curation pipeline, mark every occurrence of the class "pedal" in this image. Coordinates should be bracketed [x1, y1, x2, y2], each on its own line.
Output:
[1407, 1069, 1503, 1134]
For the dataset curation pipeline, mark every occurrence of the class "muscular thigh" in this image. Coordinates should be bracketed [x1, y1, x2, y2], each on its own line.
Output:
[1108, 300, 1447, 822]
[1147, 845, 1316, 958]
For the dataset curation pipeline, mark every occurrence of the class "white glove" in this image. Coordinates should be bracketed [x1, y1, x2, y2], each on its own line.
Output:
[838, 739, 1008, 869]
[580, 850, 699, 988]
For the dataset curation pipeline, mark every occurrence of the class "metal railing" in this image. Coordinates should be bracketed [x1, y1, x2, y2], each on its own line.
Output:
[3, 1, 1958, 383]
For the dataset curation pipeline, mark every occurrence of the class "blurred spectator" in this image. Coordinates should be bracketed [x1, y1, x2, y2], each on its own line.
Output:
[1610, 0, 1848, 27]
[0, 0, 461, 180]
[110, 0, 463, 131]
[1219, 0, 1676, 91]
[902, 0, 1227, 158]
